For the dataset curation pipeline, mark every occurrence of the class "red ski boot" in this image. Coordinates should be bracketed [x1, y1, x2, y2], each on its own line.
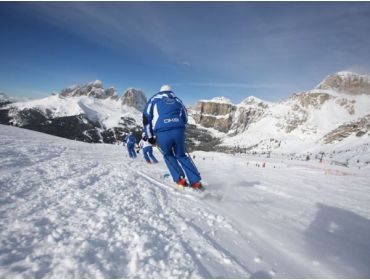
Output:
[191, 182, 203, 190]
[177, 177, 188, 187]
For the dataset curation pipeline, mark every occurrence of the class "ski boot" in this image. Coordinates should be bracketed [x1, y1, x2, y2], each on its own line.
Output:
[177, 177, 188, 188]
[191, 182, 203, 190]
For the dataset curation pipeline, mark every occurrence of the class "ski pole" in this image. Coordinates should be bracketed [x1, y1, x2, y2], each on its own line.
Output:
[156, 146, 185, 177]
[185, 147, 201, 176]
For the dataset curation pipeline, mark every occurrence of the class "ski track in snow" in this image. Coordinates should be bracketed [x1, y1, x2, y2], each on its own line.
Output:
[1, 125, 370, 278]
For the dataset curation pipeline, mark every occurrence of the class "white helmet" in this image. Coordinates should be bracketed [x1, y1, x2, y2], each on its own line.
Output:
[160, 84, 172, 92]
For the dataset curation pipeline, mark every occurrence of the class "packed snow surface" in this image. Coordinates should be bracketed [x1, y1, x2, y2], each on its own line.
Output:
[1, 125, 370, 278]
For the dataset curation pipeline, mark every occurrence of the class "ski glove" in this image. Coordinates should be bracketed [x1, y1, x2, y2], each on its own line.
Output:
[148, 137, 156, 146]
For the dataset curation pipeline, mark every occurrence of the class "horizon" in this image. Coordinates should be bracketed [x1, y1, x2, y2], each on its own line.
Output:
[1, 2, 370, 105]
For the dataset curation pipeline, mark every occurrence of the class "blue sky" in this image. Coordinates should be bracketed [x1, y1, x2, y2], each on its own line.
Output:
[1, 2, 370, 105]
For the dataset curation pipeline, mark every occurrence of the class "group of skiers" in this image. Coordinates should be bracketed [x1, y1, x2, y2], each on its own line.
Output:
[123, 85, 203, 190]
[124, 131, 158, 164]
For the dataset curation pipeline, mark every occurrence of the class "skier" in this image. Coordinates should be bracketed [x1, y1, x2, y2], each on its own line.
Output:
[142, 84, 202, 189]
[125, 132, 137, 159]
[138, 132, 158, 164]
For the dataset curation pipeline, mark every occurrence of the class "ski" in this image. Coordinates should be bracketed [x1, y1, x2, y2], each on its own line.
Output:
[159, 173, 207, 197]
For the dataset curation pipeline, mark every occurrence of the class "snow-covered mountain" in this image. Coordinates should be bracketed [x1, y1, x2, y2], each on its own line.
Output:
[192, 72, 370, 153]
[1, 72, 369, 154]
[0, 82, 147, 144]
[0, 82, 218, 150]
[120, 88, 147, 111]
[316, 71, 370, 95]
[59, 80, 118, 99]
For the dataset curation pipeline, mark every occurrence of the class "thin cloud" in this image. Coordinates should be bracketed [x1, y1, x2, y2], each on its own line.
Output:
[180, 61, 192, 67]
[23, 3, 174, 57]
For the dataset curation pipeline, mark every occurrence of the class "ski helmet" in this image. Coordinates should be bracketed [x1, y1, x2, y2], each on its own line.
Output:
[160, 84, 172, 92]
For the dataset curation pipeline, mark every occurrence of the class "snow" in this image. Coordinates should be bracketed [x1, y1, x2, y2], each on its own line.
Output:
[221, 89, 370, 153]
[6, 95, 142, 129]
[336, 71, 370, 80]
[200, 96, 232, 104]
[1, 125, 370, 278]
[238, 96, 270, 107]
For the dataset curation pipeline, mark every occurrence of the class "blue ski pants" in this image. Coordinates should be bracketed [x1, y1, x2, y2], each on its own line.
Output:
[156, 128, 201, 185]
[127, 143, 137, 158]
[143, 146, 158, 163]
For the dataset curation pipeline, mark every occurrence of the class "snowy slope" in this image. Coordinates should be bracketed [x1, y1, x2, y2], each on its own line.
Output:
[1, 125, 370, 278]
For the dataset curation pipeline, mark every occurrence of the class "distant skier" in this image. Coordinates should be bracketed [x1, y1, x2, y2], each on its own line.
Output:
[143, 85, 202, 189]
[138, 132, 158, 164]
[125, 132, 137, 159]
[121, 133, 127, 146]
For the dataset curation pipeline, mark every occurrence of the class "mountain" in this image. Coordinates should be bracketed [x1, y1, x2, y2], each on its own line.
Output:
[316, 71, 370, 95]
[59, 80, 118, 99]
[1, 72, 369, 154]
[191, 72, 370, 153]
[193, 97, 236, 133]
[0, 81, 144, 144]
[120, 88, 147, 111]
[0, 82, 217, 150]
[192, 96, 270, 134]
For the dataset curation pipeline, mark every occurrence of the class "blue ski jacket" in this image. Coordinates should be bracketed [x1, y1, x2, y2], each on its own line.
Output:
[126, 134, 136, 145]
[142, 91, 188, 138]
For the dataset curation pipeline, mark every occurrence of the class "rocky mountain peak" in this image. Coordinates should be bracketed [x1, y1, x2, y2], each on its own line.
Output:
[121, 88, 147, 111]
[59, 80, 117, 99]
[239, 96, 269, 108]
[316, 72, 370, 95]
[289, 91, 334, 109]
[89, 80, 103, 88]
[104, 87, 118, 100]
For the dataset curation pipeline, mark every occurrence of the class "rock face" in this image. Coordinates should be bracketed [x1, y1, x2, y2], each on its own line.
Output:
[230, 106, 265, 135]
[289, 91, 333, 109]
[323, 115, 370, 144]
[121, 88, 147, 111]
[193, 96, 268, 134]
[193, 98, 236, 133]
[105, 87, 119, 100]
[229, 97, 269, 135]
[59, 80, 118, 99]
[316, 72, 370, 95]
[273, 91, 334, 133]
